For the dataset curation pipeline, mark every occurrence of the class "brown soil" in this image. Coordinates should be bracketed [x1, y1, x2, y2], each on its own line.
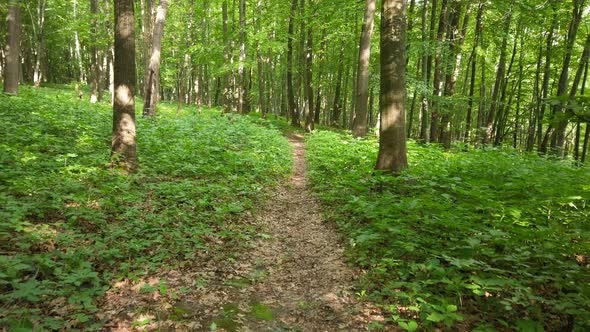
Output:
[98, 134, 384, 331]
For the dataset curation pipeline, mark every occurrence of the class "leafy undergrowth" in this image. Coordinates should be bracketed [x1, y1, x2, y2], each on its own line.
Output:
[0, 86, 291, 330]
[306, 131, 590, 331]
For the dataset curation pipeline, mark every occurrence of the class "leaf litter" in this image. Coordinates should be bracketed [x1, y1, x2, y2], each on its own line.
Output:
[96, 134, 385, 331]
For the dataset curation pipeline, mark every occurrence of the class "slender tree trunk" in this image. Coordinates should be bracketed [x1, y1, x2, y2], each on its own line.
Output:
[73, 0, 86, 84]
[304, 19, 315, 132]
[3, 0, 21, 95]
[537, 3, 558, 151]
[332, 46, 345, 126]
[238, 0, 246, 113]
[143, 0, 168, 117]
[464, 3, 484, 144]
[429, 0, 448, 142]
[418, 0, 430, 142]
[483, 4, 512, 145]
[287, 0, 299, 126]
[256, 0, 266, 117]
[440, 2, 468, 149]
[551, 0, 586, 156]
[376, 0, 408, 173]
[32, 0, 46, 88]
[575, 61, 588, 161]
[112, 0, 137, 173]
[90, 0, 100, 102]
[352, 0, 376, 137]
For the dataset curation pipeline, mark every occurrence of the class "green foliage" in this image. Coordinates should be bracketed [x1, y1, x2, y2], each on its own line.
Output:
[306, 131, 590, 330]
[0, 86, 291, 330]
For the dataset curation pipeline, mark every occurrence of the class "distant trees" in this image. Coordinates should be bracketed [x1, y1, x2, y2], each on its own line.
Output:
[112, 0, 137, 173]
[3, 0, 21, 95]
[3, 0, 590, 164]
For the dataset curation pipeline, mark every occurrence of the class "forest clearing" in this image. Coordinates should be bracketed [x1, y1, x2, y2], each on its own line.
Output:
[2, 0, 590, 330]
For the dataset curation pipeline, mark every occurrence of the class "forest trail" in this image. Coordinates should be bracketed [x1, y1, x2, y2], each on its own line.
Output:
[100, 134, 382, 331]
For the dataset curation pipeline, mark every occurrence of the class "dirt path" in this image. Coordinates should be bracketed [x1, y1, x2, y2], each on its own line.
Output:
[100, 134, 381, 331]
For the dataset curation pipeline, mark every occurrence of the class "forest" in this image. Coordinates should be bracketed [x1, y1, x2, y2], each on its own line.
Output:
[0, 0, 589, 331]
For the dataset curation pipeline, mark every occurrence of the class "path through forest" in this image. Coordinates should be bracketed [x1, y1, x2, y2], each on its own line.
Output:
[100, 134, 382, 331]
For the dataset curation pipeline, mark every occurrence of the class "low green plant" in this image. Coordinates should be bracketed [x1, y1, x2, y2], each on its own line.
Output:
[306, 130, 590, 331]
[0, 86, 291, 329]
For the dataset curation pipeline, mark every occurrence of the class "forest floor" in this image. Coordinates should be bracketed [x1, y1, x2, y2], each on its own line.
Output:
[99, 134, 382, 331]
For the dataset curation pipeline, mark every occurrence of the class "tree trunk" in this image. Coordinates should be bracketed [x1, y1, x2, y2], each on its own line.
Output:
[464, 3, 484, 144]
[352, 0, 376, 138]
[90, 0, 100, 102]
[551, 0, 585, 156]
[143, 0, 168, 117]
[483, 4, 512, 145]
[112, 0, 138, 173]
[3, 0, 20, 95]
[32, 0, 46, 88]
[418, 0, 430, 143]
[429, 0, 448, 143]
[375, 0, 408, 173]
[537, 3, 558, 151]
[304, 21, 315, 132]
[256, 0, 266, 117]
[332, 46, 345, 126]
[287, 0, 299, 127]
[238, 0, 247, 113]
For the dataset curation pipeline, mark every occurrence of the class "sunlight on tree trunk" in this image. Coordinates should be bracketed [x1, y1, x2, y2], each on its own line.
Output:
[112, 0, 137, 173]
[375, 0, 408, 174]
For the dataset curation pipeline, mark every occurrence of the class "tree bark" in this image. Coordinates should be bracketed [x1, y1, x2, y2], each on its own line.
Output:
[238, 0, 247, 113]
[483, 4, 512, 145]
[352, 0, 376, 138]
[375, 0, 408, 174]
[465, 3, 484, 144]
[551, 0, 586, 156]
[3, 0, 20, 95]
[287, 0, 299, 127]
[112, 0, 138, 173]
[90, 0, 100, 102]
[304, 20, 315, 132]
[143, 0, 168, 117]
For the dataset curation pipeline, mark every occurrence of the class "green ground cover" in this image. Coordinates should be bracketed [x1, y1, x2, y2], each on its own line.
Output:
[306, 130, 590, 331]
[0, 86, 291, 330]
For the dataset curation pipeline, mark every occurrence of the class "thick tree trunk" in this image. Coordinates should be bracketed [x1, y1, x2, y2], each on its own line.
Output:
[3, 0, 21, 95]
[375, 0, 408, 173]
[73, 0, 86, 83]
[143, 0, 168, 117]
[112, 0, 138, 173]
[352, 0, 376, 138]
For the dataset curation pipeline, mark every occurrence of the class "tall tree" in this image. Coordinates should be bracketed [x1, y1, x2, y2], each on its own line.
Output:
[112, 0, 138, 173]
[375, 0, 408, 173]
[352, 0, 376, 138]
[143, 0, 168, 117]
[89, 0, 101, 103]
[483, 3, 513, 145]
[287, 0, 299, 127]
[3, 0, 20, 95]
